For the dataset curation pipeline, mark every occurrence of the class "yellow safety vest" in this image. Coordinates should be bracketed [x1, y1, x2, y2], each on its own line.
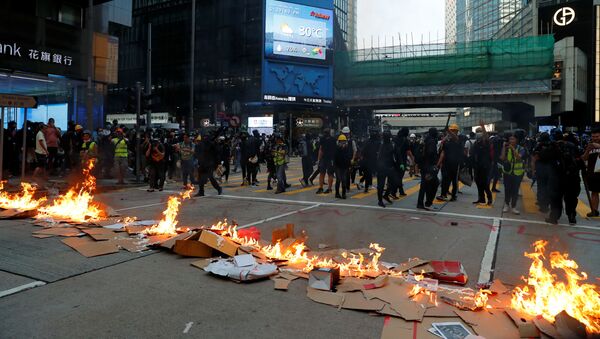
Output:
[505, 146, 525, 176]
[113, 138, 128, 158]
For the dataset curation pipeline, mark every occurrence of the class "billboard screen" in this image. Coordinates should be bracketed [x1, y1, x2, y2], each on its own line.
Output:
[264, 0, 334, 65]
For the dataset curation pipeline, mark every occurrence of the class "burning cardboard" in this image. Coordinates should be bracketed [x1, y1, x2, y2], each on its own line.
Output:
[0, 182, 46, 211]
[511, 240, 600, 335]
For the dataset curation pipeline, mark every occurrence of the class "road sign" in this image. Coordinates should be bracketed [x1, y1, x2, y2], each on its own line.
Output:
[0, 94, 37, 108]
[230, 115, 241, 127]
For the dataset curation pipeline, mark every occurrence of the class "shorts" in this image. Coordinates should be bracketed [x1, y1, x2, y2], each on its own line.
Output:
[588, 173, 600, 193]
[318, 159, 335, 175]
[35, 153, 47, 168]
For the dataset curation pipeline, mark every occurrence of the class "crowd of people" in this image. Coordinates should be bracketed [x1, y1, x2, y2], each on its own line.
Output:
[3, 118, 600, 225]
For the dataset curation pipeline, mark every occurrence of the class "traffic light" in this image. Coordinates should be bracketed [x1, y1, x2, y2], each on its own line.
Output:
[125, 87, 135, 112]
[142, 93, 161, 112]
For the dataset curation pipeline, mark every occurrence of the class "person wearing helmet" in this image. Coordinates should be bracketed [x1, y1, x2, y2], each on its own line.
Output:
[437, 123, 462, 202]
[334, 134, 353, 199]
[80, 130, 98, 166]
[111, 128, 129, 185]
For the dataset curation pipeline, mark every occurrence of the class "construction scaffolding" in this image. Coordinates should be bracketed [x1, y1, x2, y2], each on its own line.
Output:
[334, 35, 555, 89]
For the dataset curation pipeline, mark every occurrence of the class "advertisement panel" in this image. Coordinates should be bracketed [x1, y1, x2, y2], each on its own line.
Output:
[265, 0, 334, 64]
[262, 0, 334, 105]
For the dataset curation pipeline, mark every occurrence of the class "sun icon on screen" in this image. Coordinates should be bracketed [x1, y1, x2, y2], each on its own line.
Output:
[280, 23, 293, 34]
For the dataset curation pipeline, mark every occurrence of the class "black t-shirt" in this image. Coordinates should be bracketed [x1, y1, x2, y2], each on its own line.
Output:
[473, 139, 492, 168]
[442, 138, 463, 165]
[421, 137, 438, 168]
[320, 136, 336, 161]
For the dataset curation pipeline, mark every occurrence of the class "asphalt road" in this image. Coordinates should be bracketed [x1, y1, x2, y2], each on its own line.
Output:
[1, 158, 598, 338]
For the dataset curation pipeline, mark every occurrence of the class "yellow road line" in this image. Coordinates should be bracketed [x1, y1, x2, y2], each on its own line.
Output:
[520, 181, 538, 214]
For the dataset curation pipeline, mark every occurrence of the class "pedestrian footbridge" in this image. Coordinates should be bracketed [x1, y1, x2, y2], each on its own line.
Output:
[335, 35, 554, 115]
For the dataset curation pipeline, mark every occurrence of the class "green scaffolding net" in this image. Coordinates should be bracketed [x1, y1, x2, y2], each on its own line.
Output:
[334, 35, 555, 89]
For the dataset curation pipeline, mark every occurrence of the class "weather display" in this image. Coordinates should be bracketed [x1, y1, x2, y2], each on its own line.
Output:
[265, 0, 334, 63]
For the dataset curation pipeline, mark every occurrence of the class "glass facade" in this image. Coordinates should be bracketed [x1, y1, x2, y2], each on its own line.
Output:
[446, 0, 528, 43]
[109, 0, 263, 124]
[110, 0, 354, 125]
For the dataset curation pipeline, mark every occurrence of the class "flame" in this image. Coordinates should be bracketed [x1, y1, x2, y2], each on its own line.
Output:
[35, 161, 101, 222]
[142, 187, 193, 235]
[511, 240, 600, 333]
[0, 181, 46, 210]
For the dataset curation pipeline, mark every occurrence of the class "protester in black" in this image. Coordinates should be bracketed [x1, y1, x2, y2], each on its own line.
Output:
[417, 128, 440, 209]
[472, 122, 493, 205]
[316, 128, 336, 194]
[360, 132, 380, 193]
[377, 131, 396, 207]
[437, 124, 462, 202]
[583, 128, 600, 217]
[195, 134, 222, 197]
[334, 134, 353, 199]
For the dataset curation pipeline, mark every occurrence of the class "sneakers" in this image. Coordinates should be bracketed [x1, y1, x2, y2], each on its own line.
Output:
[503, 204, 509, 213]
[436, 195, 448, 201]
[511, 207, 520, 215]
[568, 213, 576, 225]
[378, 201, 386, 208]
[323, 189, 332, 194]
[316, 188, 324, 194]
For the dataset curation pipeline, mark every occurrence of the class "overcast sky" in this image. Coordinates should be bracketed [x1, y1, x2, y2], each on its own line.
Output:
[357, 0, 446, 48]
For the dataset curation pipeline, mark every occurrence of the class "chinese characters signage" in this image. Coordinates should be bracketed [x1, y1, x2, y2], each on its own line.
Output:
[25, 47, 73, 66]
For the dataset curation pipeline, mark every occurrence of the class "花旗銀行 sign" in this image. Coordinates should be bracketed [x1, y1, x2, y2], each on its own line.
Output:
[0, 41, 73, 66]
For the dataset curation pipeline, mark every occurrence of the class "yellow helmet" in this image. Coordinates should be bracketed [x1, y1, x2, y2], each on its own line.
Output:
[75, 124, 83, 131]
[337, 134, 347, 142]
[449, 123, 459, 131]
[195, 135, 202, 142]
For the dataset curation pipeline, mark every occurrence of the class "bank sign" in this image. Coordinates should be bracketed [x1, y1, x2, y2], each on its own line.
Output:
[262, 0, 334, 105]
[0, 12, 84, 79]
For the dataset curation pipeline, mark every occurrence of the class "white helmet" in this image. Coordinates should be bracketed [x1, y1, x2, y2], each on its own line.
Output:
[341, 126, 350, 134]
[410, 133, 416, 138]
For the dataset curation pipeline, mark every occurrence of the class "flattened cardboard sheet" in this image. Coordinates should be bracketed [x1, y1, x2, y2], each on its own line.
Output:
[33, 227, 82, 237]
[62, 237, 119, 257]
[274, 278, 291, 290]
[455, 309, 520, 339]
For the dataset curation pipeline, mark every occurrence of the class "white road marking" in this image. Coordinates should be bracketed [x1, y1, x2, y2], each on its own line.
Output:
[115, 202, 165, 212]
[183, 322, 193, 334]
[237, 204, 321, 229]
[0, 281, 46, 298]
[216, 194, 600, 231]
[478, 218, 501, 286]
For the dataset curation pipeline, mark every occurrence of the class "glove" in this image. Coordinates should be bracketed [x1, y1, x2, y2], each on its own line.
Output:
[399, 164, 405, 171]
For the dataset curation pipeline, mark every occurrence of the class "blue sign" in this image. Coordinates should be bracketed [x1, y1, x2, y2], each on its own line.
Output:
[262, 0, 334, 105]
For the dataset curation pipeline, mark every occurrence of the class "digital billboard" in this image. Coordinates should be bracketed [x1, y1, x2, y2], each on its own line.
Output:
[262, 0, 334, 105]
[264, 0, 334, 64]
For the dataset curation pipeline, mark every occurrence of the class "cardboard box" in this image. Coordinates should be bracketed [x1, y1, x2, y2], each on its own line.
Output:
[308, 267, 340, 291]
[62, 237, 119, 257]
[174, 232, 213, 257]
[199, 230, 239, 257]
[272, 223, 294, 244]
